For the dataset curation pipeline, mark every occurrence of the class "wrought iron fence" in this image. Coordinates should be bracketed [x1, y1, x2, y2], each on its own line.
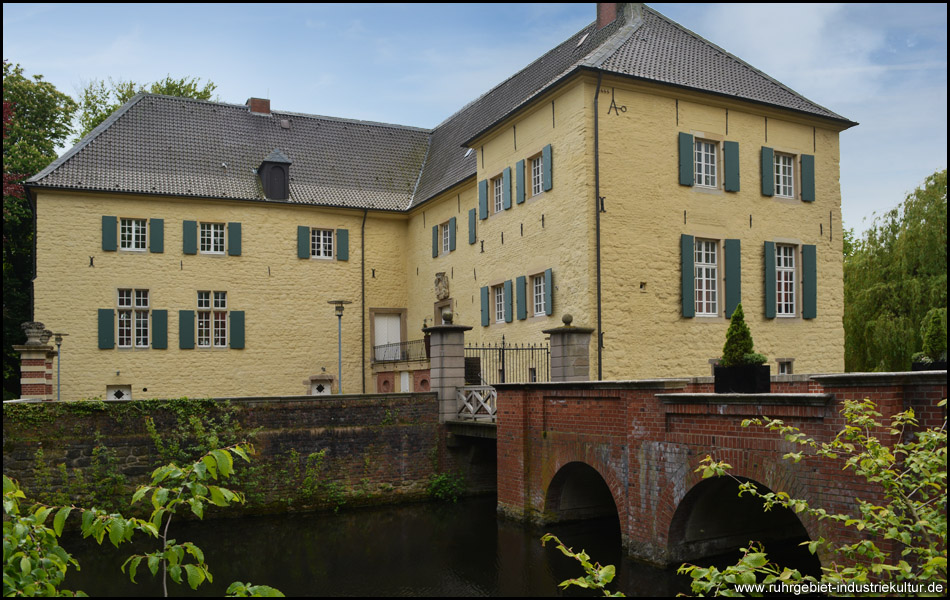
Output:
[464, 336, 549, 384]
[372, 339, 428, 363]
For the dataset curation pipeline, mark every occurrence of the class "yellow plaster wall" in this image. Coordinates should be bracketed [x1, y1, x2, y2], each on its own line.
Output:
[596, 79, 845, 379]
[404, 80, 597, 358]
[33, 191, 408, 400]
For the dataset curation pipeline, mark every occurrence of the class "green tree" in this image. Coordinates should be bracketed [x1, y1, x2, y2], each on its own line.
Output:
[720, 304, 765, 367]
[2, 61, 78, 400]
[844, 169, 947, 372]
[75, 75, 217, 141]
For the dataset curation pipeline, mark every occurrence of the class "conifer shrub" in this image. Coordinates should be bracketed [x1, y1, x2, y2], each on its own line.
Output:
[720, 303, 766, 367]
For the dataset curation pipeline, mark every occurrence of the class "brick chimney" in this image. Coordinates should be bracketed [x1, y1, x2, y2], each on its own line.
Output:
[246, 97, 271, 115]
[597, 3, 619, 29]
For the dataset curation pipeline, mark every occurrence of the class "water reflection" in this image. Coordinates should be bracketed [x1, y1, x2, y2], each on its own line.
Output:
[63, 496, 688, 597]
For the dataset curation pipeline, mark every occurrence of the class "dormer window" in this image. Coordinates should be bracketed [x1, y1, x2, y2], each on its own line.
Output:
[258, 149, 292, 200]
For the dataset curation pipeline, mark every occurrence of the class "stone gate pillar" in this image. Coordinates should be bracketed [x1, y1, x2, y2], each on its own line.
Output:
[423, 311, 471, 423]
[543, 314, 594, 382]
[15, 322, 55, 401]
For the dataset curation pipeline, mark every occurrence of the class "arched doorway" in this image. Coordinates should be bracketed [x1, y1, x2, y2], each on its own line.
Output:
[667, 477, 820, 576]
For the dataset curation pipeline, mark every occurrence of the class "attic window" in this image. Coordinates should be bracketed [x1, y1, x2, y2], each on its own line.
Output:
[464, 148, 473, 158]
[280, 119, 291, 130]
[576, 33, 589, 48]
[259, 149, 292, 200]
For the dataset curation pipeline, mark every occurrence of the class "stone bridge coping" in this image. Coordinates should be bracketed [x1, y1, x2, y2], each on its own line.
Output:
[493, 378, 693, 391]
[4, 392, 438, 406]
[657, 393, 834, 406]
[809, 370, 947, 386]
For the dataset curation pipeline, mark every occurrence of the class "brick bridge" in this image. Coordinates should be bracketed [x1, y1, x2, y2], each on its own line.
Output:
[421, 322, 946, 566]
[487, 372, 946, 566]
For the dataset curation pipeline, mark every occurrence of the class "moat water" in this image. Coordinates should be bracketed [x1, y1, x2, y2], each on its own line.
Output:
[62, 495, 695, 597]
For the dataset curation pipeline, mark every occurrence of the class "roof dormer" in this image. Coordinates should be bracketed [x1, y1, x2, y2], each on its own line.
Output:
[259, 149, 292, 200]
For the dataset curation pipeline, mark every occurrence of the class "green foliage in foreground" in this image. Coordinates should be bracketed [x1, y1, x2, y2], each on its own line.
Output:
[427, 471, 465, 503]
[681, 397, 947, 596]
[541, 534, 624, 597]
[3, 444, 283, 597]
[844, 168, 947, 372]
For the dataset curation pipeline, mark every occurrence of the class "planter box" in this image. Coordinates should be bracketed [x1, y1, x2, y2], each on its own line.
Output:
[714, 364, 771, 394]
[911, 360, 947, 372]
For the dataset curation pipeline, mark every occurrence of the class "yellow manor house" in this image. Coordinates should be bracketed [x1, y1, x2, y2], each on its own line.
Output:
[25, 3, 856, 400]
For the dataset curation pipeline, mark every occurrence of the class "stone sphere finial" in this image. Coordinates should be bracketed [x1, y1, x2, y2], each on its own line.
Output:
[442, 309, 454, 324]
[562, 313, 573, 327]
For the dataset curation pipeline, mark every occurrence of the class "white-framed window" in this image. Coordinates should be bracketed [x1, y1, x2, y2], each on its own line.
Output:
[778, 359, 793, 375]
[441, 222, 451, 254]
[311, 228, 334, 259]
[198, 290, 228, 348]
[694, 140, 718, 188]
[492, 176, 504, 214]
[776, 244, 796, 316]
[530, 156, 543, 197]
[532, 274, 546, 316]
[119, 218, 147, 251]
[694, 239, 719, 316]
[200, 222, 225, 254]
[493, 284, 505, 324]
[774, 153, 795, 198]
[117, 288, 149, 348]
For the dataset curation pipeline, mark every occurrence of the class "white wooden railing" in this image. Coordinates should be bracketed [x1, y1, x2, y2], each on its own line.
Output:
[456, 385, 497, 422]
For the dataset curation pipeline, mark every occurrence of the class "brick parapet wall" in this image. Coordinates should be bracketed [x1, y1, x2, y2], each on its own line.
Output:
[495, 371, 947, 565]
[2, 393, 454, 513]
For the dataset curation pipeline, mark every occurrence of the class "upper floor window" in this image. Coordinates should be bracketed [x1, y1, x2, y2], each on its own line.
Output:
[776, 244, 796, 316]
[694, 239, 719, 316]
[118, 288, 149, 348]
[200, 222, 225, 254]
[311, 228, 334, 259]
[441, 222, 451, 254]
[694, 140, 717, 188]
[530, 156, 543, 197]
[774, 153, 795, 198]
[120, 218, 147, 251]
[492, 176, 504, 214]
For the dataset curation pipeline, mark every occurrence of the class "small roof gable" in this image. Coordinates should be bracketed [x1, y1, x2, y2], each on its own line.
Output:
[262, 148, 292, 164]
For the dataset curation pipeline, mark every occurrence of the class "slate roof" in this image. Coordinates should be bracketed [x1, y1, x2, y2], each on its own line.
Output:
[28, 3, 854, 212]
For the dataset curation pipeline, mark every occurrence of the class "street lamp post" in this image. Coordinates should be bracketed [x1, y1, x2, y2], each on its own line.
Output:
[327, 300, 352, 393]
[53, 333, 68, 402]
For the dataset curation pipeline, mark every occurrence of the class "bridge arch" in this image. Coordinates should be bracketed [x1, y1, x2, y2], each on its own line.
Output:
[543, 461, 620, 524]
[666, 475, 820, 575]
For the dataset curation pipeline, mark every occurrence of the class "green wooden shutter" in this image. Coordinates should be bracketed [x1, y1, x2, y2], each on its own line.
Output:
[544, 268, 554, 316]
[337, 229, 349, 261]
[724, 141, 740, 192]
[802, 245, 817, 319]
[724, 239, 741, 318]
[516, 159, 525, 204]
[801, 155, 815, 202]
[151, 310, 167, 349]
[761, 147, 774, 197]
[179, 310, 195, 349]
[448, 217, 456, 251]
[681, 234, 695, 318]
[102, 216, 117, 252]
[478, 179, 488, 220]
[516, 275, 527, 320]
[230, 311, 245, 349]
[468, 208, 477, 244]
[678, 133, 694, 186]
[764, 241, 776, 318]
[432, 225, 439, 258]
[504, 280, 513, 323]
[149, 218, 164, 253]
[502, 167, 512, 210]
[182, 220, 198, 255]
[98, 309, 114, 349]
[227, 222, 241, 256]
[480, 286, 490, 327]
[297, 226, 310, 259]
[542, 144, 553, 192]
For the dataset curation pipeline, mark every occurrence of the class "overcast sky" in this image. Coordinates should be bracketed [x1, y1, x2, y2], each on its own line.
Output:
[3, 3, 946, 232]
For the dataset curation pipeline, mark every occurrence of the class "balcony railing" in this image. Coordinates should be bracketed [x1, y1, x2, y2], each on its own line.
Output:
[372, 339, 428, 363]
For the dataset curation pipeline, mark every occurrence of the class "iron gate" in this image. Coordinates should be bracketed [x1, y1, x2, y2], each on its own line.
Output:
[464, 336, 549, 385]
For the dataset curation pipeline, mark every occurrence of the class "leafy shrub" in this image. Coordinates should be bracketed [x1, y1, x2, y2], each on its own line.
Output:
[427, 472, 464, 503]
